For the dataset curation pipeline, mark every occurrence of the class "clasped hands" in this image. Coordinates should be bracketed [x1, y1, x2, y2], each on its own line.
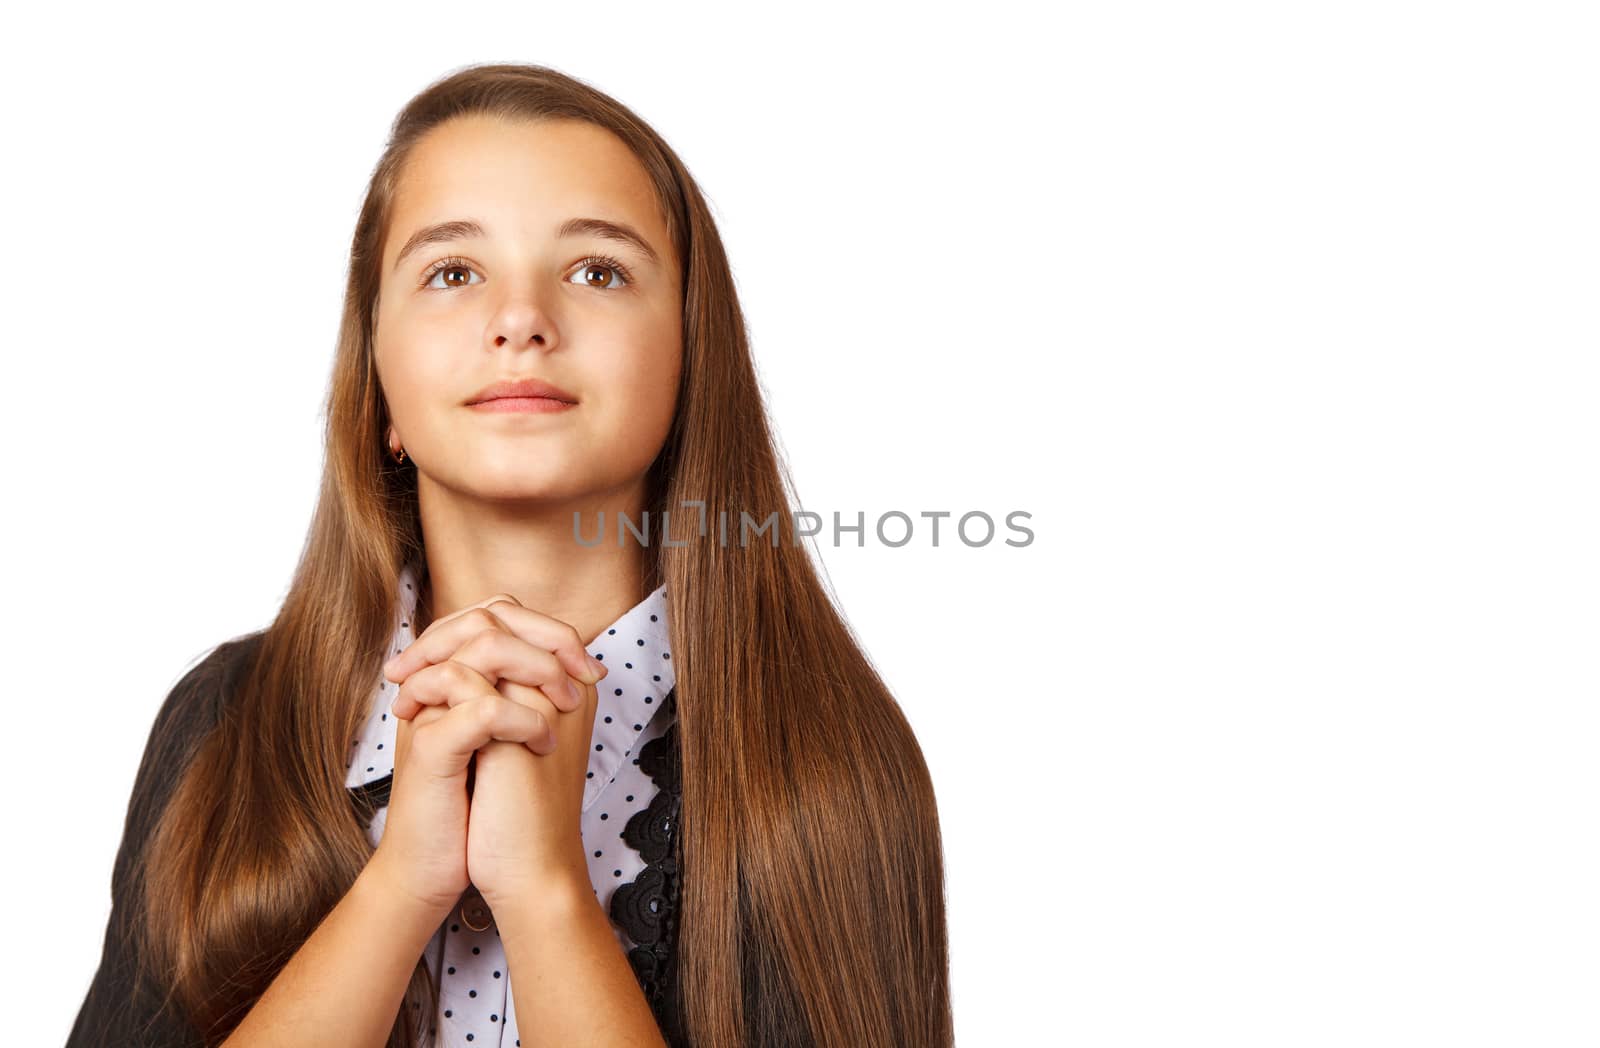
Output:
[371, 590, 608, 921]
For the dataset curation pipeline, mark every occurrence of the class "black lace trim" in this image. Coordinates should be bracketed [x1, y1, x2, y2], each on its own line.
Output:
[608, 688, 685, 1042]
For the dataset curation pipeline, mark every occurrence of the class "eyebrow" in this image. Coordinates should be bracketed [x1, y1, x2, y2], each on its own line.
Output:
[390, 216, 661, 273]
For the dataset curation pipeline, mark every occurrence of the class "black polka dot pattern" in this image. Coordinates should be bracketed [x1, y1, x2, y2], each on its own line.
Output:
[343, 559, 679, 1045]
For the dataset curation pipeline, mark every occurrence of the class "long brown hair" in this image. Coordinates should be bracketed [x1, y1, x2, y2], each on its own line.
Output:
[137, 63, 952, 1047]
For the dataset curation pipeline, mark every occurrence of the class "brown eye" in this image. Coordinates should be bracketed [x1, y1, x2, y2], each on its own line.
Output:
[568, 254, 633, 290]
[421, 257, 482, 290]
[579, 264, 618, 287]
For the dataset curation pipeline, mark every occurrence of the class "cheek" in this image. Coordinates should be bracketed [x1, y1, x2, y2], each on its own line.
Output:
[376, 335, 456, 427]
[597, 346, 679, 445]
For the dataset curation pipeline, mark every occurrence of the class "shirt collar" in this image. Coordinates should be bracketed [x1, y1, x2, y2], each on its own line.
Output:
[345, 559, 675, 813]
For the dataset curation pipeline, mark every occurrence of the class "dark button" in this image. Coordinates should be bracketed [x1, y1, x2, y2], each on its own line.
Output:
[460, 886, 493, 931]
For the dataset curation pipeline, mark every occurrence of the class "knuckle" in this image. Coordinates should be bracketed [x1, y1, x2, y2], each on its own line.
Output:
[460, 629, 500, 659]
[442, 660, 476, 688]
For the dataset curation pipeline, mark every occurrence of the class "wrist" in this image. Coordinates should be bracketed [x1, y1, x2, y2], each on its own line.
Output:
[359, 850, 457, 932]
[479, 843, 592, 909]
[484, 869, 597, 941]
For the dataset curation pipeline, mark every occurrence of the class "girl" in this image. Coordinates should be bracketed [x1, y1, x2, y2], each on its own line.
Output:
[70, 63, 951, 1048]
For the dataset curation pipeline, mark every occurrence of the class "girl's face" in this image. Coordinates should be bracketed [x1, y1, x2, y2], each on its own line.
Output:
[374, 115, 682, 506]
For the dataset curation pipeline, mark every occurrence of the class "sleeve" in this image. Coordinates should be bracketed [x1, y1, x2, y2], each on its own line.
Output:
[66, 634, 257, 1048]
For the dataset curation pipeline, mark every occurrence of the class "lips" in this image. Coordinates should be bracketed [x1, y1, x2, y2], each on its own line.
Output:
[466, 377, 578, 405]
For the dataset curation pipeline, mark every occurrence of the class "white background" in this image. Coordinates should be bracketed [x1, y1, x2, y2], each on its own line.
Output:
[3, 2, 1596, 1045]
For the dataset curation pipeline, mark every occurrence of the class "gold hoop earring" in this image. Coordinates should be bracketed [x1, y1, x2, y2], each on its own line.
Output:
[391, 446, 407, 465]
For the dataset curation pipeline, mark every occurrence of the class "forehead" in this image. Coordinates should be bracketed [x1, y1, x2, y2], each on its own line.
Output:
[386, 115, 670, 264]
